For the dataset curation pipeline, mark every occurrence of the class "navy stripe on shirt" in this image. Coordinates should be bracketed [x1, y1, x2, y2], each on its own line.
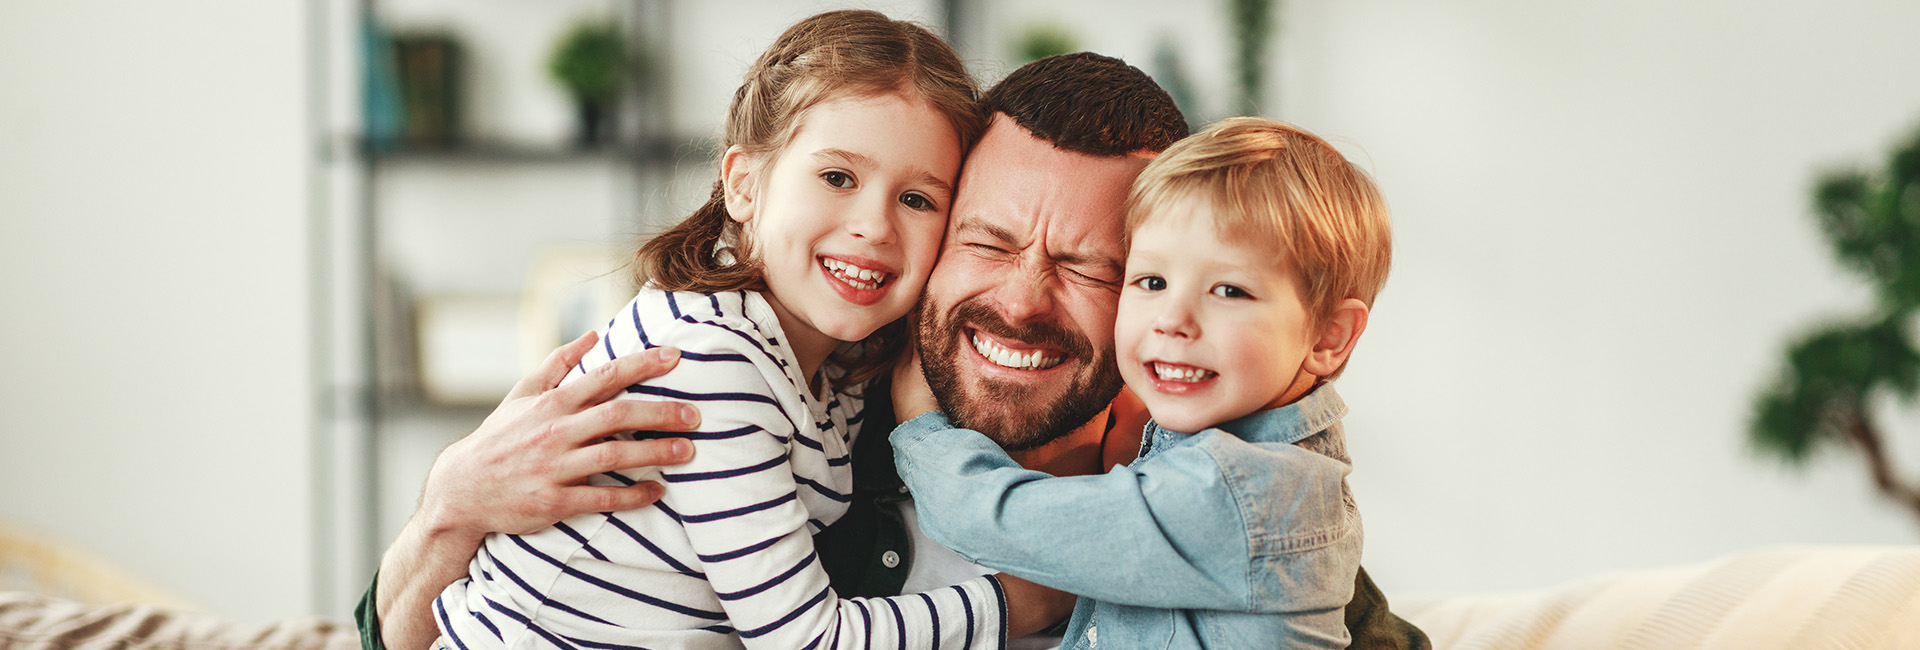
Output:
[916, 592, 939, 650]
[715, 550, 816, 601]
[738, 586, 832, 639]
[601, 515, 704, 578]
[679, 491, 797, 524]
[697, 532, 785, 563]
[662, 454, 785, 483]
[627, 384, 781, 407]
[508, 535, 726, 620]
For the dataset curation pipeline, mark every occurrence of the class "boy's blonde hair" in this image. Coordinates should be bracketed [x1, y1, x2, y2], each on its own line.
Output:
[1125, 117, 1393, 330]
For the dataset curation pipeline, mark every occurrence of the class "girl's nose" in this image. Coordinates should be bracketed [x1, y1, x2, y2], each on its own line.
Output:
[844, 194, 897, 245]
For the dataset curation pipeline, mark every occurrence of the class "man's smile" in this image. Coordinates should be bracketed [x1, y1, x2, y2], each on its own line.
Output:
[967, 328, 1066, 371]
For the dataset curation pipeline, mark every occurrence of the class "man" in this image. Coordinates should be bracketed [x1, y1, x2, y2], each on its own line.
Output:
[362, 53, 1428, 650]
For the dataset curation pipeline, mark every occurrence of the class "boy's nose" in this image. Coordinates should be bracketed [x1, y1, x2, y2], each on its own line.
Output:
[1152, 302, 1199, 339]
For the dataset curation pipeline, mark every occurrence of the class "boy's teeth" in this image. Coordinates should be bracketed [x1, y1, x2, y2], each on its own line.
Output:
[822, 258, 888, 290]
[970, 333, 1065, 370]
[1152, 362, 1215, 383]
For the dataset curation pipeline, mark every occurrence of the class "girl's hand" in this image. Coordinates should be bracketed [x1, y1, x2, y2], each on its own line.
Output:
[997, 573, 1077, 637]
[417, 330, 701, 538]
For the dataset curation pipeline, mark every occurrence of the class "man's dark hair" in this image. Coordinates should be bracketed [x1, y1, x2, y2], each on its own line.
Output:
[982, 51, 1189, 157]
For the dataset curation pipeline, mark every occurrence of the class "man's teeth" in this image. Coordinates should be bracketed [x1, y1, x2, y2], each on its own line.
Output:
[1152, 362, 1215, 383]
[970, 334, 1065, 370]
[821, 258, 888, 290]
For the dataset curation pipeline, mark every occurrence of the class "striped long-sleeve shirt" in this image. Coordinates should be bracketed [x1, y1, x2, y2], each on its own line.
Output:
[435, 288, 1007, 650]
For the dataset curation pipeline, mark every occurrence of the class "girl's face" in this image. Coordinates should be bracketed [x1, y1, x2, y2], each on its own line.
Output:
[724, 92, 963, 361]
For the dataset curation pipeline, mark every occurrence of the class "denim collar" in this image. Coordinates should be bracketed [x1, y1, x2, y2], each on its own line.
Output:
[1144, 384, 1347, 452]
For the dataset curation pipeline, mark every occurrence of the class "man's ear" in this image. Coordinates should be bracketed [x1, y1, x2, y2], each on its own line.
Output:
[1301, 298, 1369, 377]
[720, 145, 757, 223]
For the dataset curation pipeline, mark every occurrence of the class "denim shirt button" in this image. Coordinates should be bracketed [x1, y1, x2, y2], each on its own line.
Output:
[1086, 625, 1098, 647]
[881, 550, 901, 568]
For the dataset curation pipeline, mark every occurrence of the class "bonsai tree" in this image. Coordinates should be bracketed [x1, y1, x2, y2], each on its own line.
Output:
[1751, 126, 1920, 523]
[548, 20, 627, 146]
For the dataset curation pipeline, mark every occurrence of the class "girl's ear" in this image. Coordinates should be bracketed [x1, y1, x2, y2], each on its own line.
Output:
[1301, 298, 1369, 378]
[720, 145, 757, 223]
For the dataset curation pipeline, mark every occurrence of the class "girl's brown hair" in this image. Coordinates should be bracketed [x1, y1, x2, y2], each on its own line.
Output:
[635, 10, 984, 390]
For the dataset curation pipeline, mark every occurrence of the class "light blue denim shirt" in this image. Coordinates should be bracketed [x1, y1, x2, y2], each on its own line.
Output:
[892, 386, 1362, 650]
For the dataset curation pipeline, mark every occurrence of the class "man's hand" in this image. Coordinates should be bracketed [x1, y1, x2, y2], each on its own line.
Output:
[377, 330, 698, 650]
[416, 331, 699, 537]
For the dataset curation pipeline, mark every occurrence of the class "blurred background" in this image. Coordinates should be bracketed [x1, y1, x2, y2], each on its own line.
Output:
[4, 0, 1920, 625]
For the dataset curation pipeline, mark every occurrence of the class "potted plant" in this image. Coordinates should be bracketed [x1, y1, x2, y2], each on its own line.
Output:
[548, 20, 626, 147]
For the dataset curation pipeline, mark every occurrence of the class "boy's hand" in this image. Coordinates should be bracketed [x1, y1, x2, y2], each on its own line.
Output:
[996, 573, 1076, 637]
[890, 350, 941, 425]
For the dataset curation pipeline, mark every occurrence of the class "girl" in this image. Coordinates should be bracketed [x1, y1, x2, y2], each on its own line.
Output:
[432, 10, 1005, 650]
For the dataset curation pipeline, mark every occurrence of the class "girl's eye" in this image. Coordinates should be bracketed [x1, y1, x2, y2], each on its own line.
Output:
[900, 192, 934, 211]
[1210, 284, 1251, 299]
[1132, 276, 1167, 291]
[821, 170, 854, 188]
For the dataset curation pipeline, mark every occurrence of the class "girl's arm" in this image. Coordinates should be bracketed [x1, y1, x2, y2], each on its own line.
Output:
[642, 329, 1006, 649]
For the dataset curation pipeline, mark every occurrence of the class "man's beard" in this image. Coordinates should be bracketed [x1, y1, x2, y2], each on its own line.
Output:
[914, 296, 1124, 451]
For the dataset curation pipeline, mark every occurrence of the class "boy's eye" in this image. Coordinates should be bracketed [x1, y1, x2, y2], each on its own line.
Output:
[1132, 276, 1167, 291]
[1210, 284, 1251, 299]
[820, 170, 855, 188]
[900, 192, 934, 211]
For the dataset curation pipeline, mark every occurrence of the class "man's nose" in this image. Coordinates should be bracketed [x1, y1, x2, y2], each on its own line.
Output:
[992, 259, 1060, 325]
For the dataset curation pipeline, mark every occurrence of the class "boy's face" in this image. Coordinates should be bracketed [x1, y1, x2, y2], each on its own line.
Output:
[1115, 195, 1320, 433]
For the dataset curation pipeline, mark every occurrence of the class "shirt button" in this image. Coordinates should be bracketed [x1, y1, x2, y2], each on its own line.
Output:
[1087, 625, 1098, 647]
[897, 486, 910, 494]
[881, 550, 901, 568]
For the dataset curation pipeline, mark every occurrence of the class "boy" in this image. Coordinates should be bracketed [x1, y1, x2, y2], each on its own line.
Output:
[891, 117, 1392, 649]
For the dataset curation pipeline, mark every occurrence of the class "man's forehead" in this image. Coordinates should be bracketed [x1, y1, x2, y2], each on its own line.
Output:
[951, 117, 1146, 255]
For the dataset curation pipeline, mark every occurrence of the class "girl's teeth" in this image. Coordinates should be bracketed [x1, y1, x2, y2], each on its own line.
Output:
[822, 259, 888, 290]
[969, 334, 1065, 370]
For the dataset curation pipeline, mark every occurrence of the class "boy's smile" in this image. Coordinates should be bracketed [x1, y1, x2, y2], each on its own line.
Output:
[1116, 194, 1322, 434]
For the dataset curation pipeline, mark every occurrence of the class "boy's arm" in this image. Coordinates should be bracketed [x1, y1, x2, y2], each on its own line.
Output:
[366, 332, 697, 650]
[893, 411, 1353, 614]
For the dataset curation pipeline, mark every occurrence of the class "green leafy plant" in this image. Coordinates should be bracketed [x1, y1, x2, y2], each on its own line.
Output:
[1751, 126, 1920, 521]
[548, 20, 626, 103]
[1227, 0, 1275, 114]
[1013, 22, 1078, 65]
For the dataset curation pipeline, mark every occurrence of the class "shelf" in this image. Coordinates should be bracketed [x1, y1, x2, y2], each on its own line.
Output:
[325, 133, 715, 166]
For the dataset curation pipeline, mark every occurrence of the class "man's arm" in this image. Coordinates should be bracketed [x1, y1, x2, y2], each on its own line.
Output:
[369, 331, 699, 650]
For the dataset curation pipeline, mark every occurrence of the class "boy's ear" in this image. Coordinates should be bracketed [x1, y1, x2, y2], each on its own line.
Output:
[1301, 298, 1369, 378]
[720, 145, 757, 223]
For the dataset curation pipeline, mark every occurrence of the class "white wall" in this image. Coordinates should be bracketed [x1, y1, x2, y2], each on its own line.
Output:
[1290, 0, 1920, 596]
[977, 0, 1920, 597]
[0, 2, 315, 622]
